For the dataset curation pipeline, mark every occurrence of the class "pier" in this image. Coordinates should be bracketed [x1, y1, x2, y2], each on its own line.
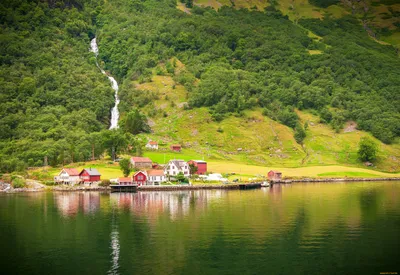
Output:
[110, 184, 138, 192]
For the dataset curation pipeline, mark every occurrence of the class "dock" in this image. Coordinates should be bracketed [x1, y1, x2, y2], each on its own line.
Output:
[110, 184, 138, 192]
[239, 183, 262, 190]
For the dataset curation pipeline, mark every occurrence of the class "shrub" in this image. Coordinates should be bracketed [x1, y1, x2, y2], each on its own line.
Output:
[99, 179, 111, 187]
[43, 180, 56, 186]
[358, 137, 378, 162]
[12, 177, 26, 188]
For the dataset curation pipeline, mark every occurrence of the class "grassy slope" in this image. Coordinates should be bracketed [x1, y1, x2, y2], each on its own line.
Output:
[127, 64, 400, 173]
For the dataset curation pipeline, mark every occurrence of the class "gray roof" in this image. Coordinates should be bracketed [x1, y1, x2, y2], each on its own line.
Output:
[83, 168, 101, 176]
[170, 159, 186, 169]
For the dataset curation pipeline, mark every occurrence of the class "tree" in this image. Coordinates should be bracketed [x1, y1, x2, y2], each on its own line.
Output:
[124, 109, 150, 135]
[294, 123, 306, 144]
[101, 129, 128, 161]
[189, 163, 198, 176]
[175, 172, 188, 183]
[358, 137, 378, 162]
[119, 158, 131, 177]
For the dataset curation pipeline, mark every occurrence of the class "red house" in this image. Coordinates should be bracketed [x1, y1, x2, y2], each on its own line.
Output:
[268, 170, 282, 181]
[79, 168, 101, 183]
[188, 160, 207, 175]
[133, 171, 147, 186]
[170, 144, 182, 152]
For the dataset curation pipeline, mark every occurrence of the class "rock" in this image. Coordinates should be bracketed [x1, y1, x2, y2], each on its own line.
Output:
[237, 148, 243, 151]
[364, 161, 373, 167]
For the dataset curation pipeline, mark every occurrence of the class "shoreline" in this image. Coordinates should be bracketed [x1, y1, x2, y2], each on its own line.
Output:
[1, 177, 400, 193]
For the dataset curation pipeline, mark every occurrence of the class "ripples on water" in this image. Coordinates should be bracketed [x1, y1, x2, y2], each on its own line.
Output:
[0, 182, 399, 274]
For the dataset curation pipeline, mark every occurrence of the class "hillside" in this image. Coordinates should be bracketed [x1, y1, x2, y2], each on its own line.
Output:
[1, 0, 400, 175]
[129, 70, 400, 172]
[187, 0, 400, 47]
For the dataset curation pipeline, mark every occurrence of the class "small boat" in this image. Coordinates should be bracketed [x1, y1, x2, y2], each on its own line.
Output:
[261, 181, 270, 187]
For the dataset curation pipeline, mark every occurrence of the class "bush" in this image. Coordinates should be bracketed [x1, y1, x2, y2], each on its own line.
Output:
[43, 180, 56, 186]
[358, 137, 378, 162]
[12, 177, 26, 188]
[99, 179, 111, 187]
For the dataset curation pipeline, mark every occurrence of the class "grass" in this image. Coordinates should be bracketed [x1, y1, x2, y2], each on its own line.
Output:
[30, 161, 123, 181]
[208, 161, 399, 178]
[308, 50, 323, 55]
[317, 172, 381, 178]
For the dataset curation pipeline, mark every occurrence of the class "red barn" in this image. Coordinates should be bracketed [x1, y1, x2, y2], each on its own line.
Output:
[188, 160, 207, 175]
[79, 168, 101, 183]
[170, 144, 182, 152]
[133, 171, 147, 186]
[268, 170, 282, 181]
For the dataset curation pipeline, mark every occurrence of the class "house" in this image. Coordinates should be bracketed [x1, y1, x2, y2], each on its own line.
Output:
[118, 177, 133, 185]
[79, 168, 101, 183]
[268, 170, 282, 181]
[164, 159, 190, 178]
[133, 171, 148, 186]
[54, 168, 80, 184]
[145, 141, 158, 150]
[188, 160, 207, 175]
[170, 144, 182, 152]
[147, 170, 166, 185]
[130, 157, 152, 169]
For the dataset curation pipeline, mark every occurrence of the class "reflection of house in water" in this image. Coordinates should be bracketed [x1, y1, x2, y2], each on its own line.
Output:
[55, 192, 100, 217]
[269, 184, 283, 201]
[109, 190, 226, 221]
[81, 192, 100, 214]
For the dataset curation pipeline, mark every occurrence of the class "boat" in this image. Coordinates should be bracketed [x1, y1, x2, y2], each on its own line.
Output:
[261, 181, 270, 187]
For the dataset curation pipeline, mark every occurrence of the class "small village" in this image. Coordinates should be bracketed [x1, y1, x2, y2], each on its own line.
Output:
[54, 140, 283, 188]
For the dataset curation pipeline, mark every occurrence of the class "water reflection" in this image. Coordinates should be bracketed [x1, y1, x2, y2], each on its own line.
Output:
[55, 192, 100, 217]
[109, 190, 225, 220]
[108, 220, 120, 275]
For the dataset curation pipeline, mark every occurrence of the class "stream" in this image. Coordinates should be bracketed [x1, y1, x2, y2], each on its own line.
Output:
[90, 38, 120, 129]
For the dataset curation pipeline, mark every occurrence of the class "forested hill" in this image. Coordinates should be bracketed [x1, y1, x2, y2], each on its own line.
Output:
[0, 0, 399, 172]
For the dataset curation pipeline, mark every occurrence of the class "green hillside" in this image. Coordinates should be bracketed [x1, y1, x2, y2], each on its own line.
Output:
[1, 0, 399, 175]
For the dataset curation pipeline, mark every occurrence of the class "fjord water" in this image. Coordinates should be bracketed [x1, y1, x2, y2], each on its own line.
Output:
[1, 182, 399, 275]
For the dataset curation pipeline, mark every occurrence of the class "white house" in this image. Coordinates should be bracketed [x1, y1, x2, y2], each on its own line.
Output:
[54, 168, 80, 185]
[164, 159, 190, 178]
[145, 141, 158, 150]
[147, 170, 166, 185]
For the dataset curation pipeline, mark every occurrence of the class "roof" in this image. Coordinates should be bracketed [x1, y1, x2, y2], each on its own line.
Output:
[63, 168, 80, 176]
[269, 170, 282, 174]
[81, 168, 101, 176]
[190, 160, 207, 164]
[147, 170, 165, 176]
[148, 141, 158, 145]
[170, 144, 181, 147]
[131, 157, 152, 163]
[118, 177, 132, 182]
[169, 159, 187, 169]
[133, 171, 147, 177]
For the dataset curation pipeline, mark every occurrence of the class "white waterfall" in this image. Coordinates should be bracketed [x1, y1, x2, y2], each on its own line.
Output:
[90, 38, 120, 129]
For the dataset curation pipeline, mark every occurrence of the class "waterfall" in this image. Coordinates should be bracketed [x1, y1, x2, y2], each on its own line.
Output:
[90, 38, 120, 129]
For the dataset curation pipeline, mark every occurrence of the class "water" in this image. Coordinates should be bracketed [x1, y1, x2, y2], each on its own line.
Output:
[90, 38, 120, 129]
[1, 182, 399, 274]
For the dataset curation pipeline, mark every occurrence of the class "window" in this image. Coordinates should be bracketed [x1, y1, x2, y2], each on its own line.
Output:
[138, 175, 143, 180]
